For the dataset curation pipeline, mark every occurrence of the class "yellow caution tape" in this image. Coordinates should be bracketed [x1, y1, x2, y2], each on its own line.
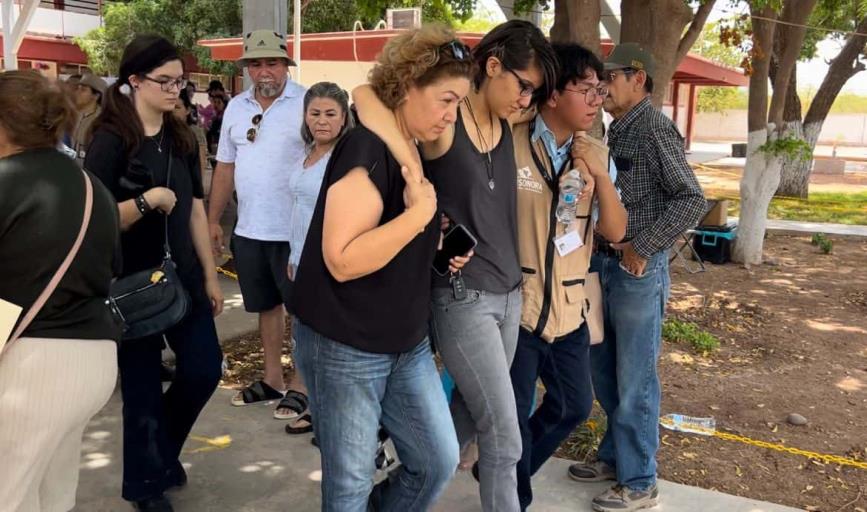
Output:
[186, 435, 233, 454]
[216, 266, 238, 280]
[659, 417, 867, 470]
[712, 431, 867, 470]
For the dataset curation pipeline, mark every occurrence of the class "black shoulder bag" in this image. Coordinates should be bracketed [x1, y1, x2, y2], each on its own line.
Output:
[108, 148, 191, 341]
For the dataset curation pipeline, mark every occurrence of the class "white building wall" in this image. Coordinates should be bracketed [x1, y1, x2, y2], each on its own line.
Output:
[3, 6, 101, 38]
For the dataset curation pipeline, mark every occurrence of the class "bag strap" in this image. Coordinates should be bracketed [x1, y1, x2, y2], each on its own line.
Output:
[162, 147, 174, 259]
[8, 169, 94, 345]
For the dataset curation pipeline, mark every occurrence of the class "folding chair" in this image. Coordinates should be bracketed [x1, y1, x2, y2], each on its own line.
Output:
[668, 199, 718, 274]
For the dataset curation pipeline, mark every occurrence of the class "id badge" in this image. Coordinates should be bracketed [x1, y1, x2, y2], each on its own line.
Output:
[554, 229, 584, 257]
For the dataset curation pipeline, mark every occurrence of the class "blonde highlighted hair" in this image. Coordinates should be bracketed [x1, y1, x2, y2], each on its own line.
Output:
[369, 24, 476, 109]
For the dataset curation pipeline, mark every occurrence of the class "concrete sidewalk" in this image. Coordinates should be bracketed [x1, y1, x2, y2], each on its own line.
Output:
[725, 216, 867, 238]
[76, 275, 798, 512]
[75, 387, 798, 512]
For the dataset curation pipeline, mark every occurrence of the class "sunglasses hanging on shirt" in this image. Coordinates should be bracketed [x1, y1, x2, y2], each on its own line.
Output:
[247, 114, 263, 142]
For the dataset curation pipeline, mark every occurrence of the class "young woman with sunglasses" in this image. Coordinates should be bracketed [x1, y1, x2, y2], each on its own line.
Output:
[353, 20, 558, 511]
[86, 35, 223, 512]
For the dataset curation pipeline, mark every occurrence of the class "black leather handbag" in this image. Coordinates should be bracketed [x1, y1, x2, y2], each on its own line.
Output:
[107, 149, 191, 341]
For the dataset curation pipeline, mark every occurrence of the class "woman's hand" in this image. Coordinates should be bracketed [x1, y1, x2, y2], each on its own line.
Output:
[401, 165, 437, 230]
[205, 278, 224, 317]
[448, 250, 474, 274]
[143, 187, 177, 215]
[571, 133, 608, 179]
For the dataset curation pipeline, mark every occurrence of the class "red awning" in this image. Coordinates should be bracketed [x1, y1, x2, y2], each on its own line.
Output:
[199, 31, 747, 87]
[0, 34, 88, 64]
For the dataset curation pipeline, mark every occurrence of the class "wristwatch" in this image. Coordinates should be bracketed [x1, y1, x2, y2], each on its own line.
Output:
[135, 194, 152, 216]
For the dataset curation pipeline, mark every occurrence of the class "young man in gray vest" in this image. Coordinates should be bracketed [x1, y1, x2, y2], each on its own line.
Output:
[568, 43, 705, 512]
[510, 44, 626, 511]
[208, 30, 309, 420]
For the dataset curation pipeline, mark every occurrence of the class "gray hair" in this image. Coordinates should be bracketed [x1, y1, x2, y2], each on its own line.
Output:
[301, 81, 353, 147]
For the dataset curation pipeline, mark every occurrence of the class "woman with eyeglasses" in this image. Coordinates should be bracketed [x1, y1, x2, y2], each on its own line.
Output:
[86, 35, 223, 512]
[353, 20, 558, 512]
[290, 24, 475, 511]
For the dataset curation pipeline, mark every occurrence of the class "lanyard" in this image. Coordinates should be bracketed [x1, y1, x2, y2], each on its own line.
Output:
[528, 119, 570, 193]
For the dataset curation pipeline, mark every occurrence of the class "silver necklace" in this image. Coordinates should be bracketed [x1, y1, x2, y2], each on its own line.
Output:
[148, 129, 165, 153]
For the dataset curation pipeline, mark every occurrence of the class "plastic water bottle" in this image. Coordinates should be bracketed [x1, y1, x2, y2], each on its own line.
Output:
[556, 170, 584, 225]
[659, 414, 716, 435]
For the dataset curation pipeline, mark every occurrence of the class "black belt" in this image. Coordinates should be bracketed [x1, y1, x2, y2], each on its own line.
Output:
[594, 236, 622, 258]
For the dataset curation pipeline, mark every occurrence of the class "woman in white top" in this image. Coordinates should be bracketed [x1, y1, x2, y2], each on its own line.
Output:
[278, 81, 353, 432]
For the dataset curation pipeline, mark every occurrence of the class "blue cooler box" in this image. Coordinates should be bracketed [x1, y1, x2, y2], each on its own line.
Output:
[692, 223, 737, 264]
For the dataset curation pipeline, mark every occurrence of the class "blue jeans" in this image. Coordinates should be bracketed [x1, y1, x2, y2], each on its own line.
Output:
[294, 321, 458, 512]
[590, 251, 670, 491]
[511, 324, 593, 511]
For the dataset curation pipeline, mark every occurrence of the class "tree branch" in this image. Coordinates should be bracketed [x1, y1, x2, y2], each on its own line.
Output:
[676, 0, 717, 63]
[803, 15, 867, 126]
[768, 0, 820, 128]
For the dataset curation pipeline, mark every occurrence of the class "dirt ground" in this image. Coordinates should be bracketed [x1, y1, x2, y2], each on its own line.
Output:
[653, 234, 867, 511]
[219, 234, 867, 511]
[693, 163, 867, 195]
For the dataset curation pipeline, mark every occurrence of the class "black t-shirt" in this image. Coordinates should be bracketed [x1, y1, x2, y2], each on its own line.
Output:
[0, 148, 121, 341]
[86, 127, 208, 304]
[425, 113, 521, 293]
[292, 126, 440, 354]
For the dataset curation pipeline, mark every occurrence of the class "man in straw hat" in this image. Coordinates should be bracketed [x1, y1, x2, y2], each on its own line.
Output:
[71, 73, 107, 165]
[207, 30, 310, 422]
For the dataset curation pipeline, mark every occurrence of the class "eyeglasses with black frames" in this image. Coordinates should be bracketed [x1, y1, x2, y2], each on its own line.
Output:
[142, 75, 187, 93]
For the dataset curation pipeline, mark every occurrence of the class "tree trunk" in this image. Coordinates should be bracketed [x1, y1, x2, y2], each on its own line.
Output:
[777, 121, 820, 198]
[550, 0, 601, 54]
[620, 0, 715, 107]
[733, 4, 776, 266]
[735, 0, 819, 265]
[767, 0, 819, 127]
[776, 15, 867, 198]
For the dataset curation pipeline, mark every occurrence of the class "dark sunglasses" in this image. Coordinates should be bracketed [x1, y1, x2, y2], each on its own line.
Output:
[439, 40, 471, 62]
[246, 114, 263, 142]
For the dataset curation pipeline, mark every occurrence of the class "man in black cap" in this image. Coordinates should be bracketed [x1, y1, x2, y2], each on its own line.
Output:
[567, 42, 705, 512]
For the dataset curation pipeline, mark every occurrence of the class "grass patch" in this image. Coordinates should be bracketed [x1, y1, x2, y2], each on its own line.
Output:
[663, 319, 720, 353]
[721, 192, 867, 225]
[556, 403, 607, 462]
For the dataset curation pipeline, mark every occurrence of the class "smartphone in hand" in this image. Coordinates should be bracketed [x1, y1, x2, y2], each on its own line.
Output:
[432, 224, 478, 276]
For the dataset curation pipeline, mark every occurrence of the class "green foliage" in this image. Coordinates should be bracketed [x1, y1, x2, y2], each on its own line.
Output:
[818, 237, 834, 254]
[692, 21, 744, 68]
[697, 86, 745, 112]
[758, 136, 814, 161]
[723, 191, 867, 225]
[290, 0, 381, 33]
[811, 232, 834, 253]
[663, 319, 720, 354]
[77, 0, 474, 77]
[801, 0, 867, 60]
[75, 0, 242, 76]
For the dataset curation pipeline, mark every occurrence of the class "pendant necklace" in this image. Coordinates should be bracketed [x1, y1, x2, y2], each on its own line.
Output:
[464, 98, 495, 191]
[148, 128, 165, 153]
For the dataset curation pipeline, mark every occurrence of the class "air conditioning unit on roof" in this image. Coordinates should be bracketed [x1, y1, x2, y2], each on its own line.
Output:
[386, 8, 422, 29]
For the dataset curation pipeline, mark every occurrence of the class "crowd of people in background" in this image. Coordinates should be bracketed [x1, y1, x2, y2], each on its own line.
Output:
[0, 18, 705, 512]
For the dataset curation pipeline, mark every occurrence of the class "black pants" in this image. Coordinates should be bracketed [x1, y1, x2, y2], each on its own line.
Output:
[118, 300, 223, 501]
[510, 324, 593, 511]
